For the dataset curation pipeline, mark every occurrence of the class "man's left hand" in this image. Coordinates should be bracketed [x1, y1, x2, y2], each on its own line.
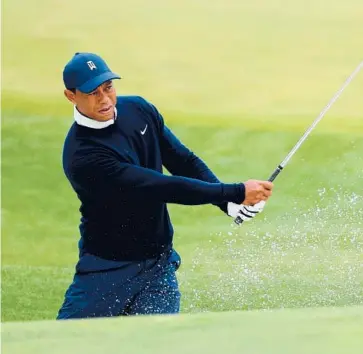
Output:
[227, 201, 265, 222]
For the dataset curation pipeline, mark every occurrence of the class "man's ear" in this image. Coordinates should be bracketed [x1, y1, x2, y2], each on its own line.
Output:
[64, 89, 76, 104]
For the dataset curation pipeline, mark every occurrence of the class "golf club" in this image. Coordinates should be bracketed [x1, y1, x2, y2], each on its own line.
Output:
[235, 61, 363, 225]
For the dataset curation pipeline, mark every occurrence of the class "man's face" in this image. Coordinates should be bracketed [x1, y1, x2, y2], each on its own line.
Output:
[64, 80, 117, 121]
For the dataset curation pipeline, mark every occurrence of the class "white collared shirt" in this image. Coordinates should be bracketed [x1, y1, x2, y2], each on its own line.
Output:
[74, 106, 118, 129]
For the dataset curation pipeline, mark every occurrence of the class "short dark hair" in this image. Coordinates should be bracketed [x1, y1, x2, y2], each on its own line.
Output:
[68, 88, 76, 93]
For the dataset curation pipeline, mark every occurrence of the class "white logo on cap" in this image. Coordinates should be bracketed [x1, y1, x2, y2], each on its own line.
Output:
[87, 61, 97, 70]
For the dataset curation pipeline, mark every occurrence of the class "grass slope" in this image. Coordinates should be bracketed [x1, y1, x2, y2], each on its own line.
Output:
[2, 306, 363, 354]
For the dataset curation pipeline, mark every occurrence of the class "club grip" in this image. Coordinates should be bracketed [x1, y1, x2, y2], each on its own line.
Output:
[268, 165, 283, 182]
[234, 165, 283, 225]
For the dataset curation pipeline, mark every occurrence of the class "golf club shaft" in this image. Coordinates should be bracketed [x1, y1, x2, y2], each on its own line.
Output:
[235, 61, 363, 225]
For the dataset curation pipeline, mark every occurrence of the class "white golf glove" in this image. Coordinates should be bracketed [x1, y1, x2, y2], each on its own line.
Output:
[227, 201, 265, 222]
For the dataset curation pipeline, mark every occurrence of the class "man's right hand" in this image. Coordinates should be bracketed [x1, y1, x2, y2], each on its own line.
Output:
[243, 179, 274, 205]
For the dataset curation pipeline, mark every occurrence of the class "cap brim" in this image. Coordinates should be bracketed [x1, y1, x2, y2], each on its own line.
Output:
[78, 72, 121, 93]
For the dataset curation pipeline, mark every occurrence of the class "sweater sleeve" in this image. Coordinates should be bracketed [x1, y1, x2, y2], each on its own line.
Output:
[70, 148, 245, 206]
[142, 98, 233, 213]
[160, 125, 231, 212]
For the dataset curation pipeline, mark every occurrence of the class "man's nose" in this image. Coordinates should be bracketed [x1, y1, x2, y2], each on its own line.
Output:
[98, 91, 109, 104]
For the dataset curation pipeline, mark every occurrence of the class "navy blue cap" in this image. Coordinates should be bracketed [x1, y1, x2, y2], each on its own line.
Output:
[63, 52, 121, 93]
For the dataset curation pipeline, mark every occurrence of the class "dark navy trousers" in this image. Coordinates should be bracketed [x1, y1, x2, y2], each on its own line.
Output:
[57, 249, 181, 319]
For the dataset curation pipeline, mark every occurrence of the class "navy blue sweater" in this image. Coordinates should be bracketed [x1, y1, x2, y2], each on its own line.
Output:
[63, 96, 245, 261]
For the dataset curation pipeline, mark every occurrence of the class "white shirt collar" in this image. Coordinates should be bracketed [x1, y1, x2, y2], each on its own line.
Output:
[74, 106, 117, 129]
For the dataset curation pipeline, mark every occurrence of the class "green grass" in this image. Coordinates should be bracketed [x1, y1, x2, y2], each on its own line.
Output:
[2, 306, 363, 354]
[2, 0, 363, 120]
[2, 0, 363, 342]
[2, 120, 363, 320]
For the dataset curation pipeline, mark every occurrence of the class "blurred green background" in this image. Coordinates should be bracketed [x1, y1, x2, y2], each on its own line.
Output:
[2, 0, 363, 322]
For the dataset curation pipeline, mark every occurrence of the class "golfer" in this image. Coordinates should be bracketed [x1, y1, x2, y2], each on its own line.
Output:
[57, 52, 273, 319]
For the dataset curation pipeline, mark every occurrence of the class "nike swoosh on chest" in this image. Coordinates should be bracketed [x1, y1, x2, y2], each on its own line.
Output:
[140, 124, 148, 135]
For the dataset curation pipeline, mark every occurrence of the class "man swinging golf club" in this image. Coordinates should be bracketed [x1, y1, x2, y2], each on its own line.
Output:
[57, 52, 274, 319]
